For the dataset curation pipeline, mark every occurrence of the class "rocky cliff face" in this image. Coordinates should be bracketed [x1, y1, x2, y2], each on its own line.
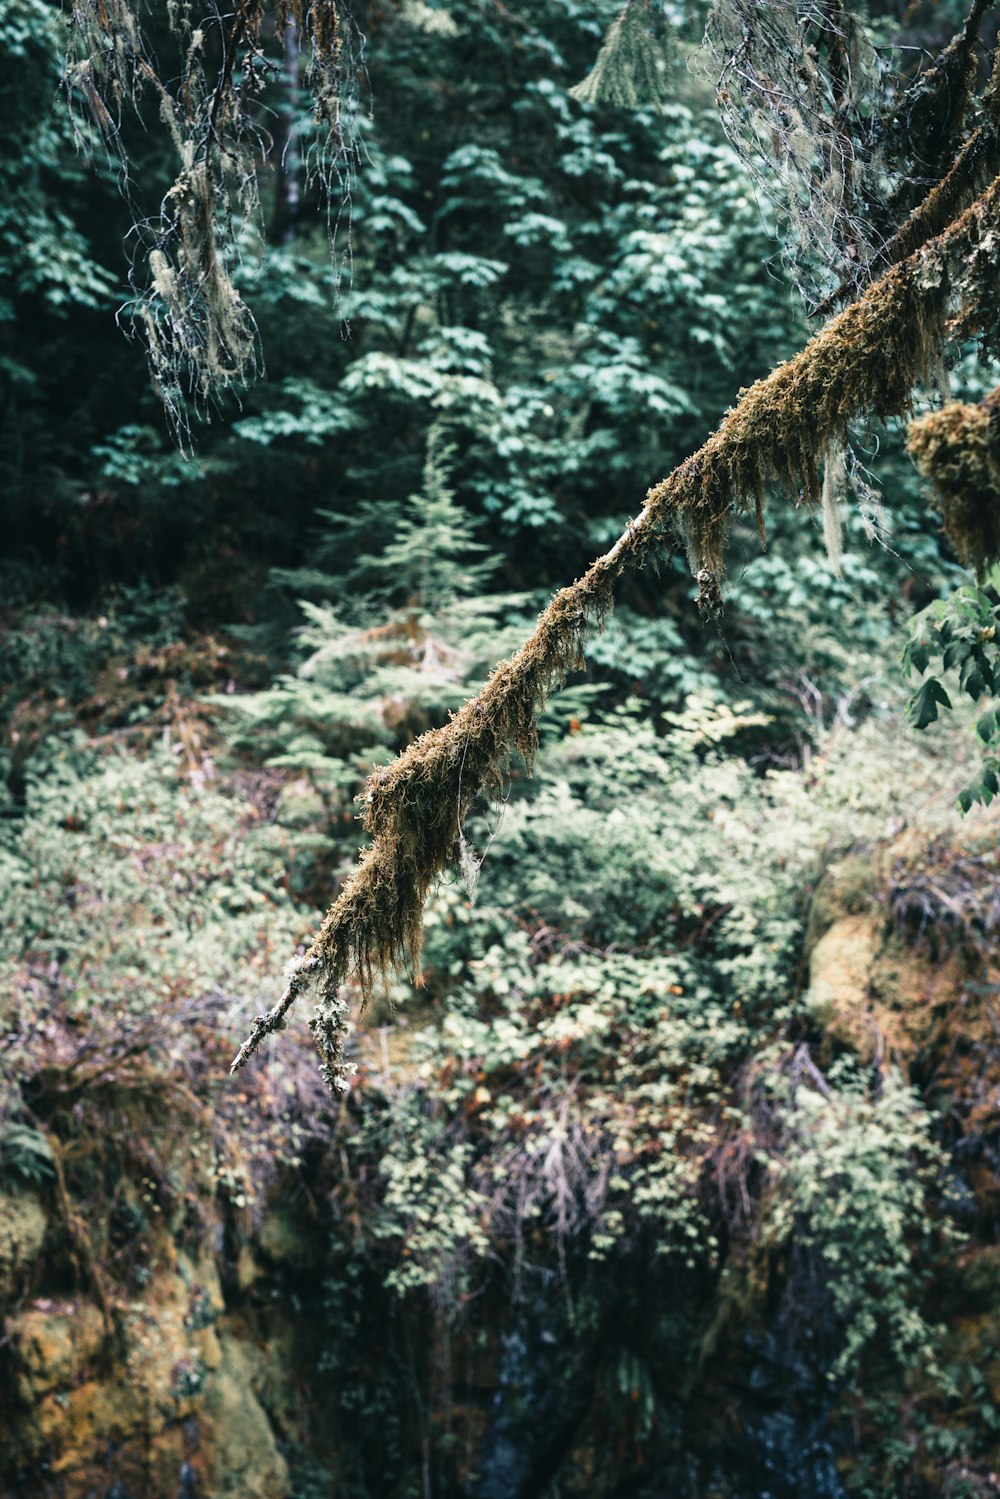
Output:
[3, 817, 1000, 1498]
[0, 1169, 302, 1498]
[807, 833, 1000, 1230]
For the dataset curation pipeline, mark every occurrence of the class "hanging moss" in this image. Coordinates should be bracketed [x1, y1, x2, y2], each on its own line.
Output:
[569, 0, 674, 111]
[822, 441, 846, 575]
[705, 0, 883, 309]
[232, 174, 1000, 1093]
[66, 0, 358, 436]
[908, 386, 1000, 578]
[813, 28, 1000, 317]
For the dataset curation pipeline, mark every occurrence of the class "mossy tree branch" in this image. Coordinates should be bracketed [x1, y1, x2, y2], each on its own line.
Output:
[232, 173, 1000, 1092]
[908, 383, 1000, 578]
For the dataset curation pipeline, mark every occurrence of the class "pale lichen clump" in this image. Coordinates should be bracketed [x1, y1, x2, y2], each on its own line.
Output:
[309, 991, 357, 1095]
[232, 174, 1000, 1093]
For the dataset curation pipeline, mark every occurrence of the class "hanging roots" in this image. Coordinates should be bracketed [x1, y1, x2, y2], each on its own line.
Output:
[65, 0, 362, 438]
[908, 385, 1000, 579]
[230, 174, 1000, 1094]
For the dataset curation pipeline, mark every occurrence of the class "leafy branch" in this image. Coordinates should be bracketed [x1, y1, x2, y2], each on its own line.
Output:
[903, 582, 1000, 812]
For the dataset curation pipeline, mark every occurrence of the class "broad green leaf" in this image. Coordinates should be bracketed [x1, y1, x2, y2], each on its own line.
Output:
[907, 678, 952, 730]
[976, 708, 999, 744]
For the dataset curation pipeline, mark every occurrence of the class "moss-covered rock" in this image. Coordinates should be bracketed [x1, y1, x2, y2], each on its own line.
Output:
[0, 1187, 46, 1302]
[804, 828, 998, 1078]
[258, 1198, 324, 1270]
[200, 1334, 290, 1498]
[7, 1300, 106, 1402]
[804, 852, 886, 951]
[0, 1168, 295, 1499]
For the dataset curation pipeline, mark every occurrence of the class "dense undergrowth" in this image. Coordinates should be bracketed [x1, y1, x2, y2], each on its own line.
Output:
[4, 0, 1000, 1496]
[5, 559, 1000, 1496]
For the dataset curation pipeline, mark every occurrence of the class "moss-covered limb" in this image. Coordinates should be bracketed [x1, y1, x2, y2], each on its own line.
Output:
[232, 173, 1000, 1089]
[908, 384, 1000, 577]
[229, 953, 321, 1073]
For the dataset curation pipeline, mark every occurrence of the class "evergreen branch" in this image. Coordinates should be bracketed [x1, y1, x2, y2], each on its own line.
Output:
[233, 173, 1000, 1090]
[569, 0, 673, 110]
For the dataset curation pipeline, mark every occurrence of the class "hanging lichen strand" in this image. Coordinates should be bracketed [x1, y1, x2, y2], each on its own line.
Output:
[814, 12, 1000, 318]
[706, 0, 884, 311]
[704, 0, 994, 315]
[231, 174, 1000, 1095]
[908, 385, 1000, 580]
[65, 1, 359, 438]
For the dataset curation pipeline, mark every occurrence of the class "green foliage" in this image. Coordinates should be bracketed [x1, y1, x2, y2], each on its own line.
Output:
[298, 683, 980, 1494]
[0, 0, 116, 317]
[217, 440, 530, 811]
[902, 582, 1000, 809]
[3, 3, 998, 1496]
[0, 736, 306, 1023]
[908, 676, 953, 730]
[0, 567, 987, 1497]
[2, 0, 810, 613]
[320, 691, 944, 1291]
[768, 1061, 950, 1386]
[0, 1122, 55, 1186]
